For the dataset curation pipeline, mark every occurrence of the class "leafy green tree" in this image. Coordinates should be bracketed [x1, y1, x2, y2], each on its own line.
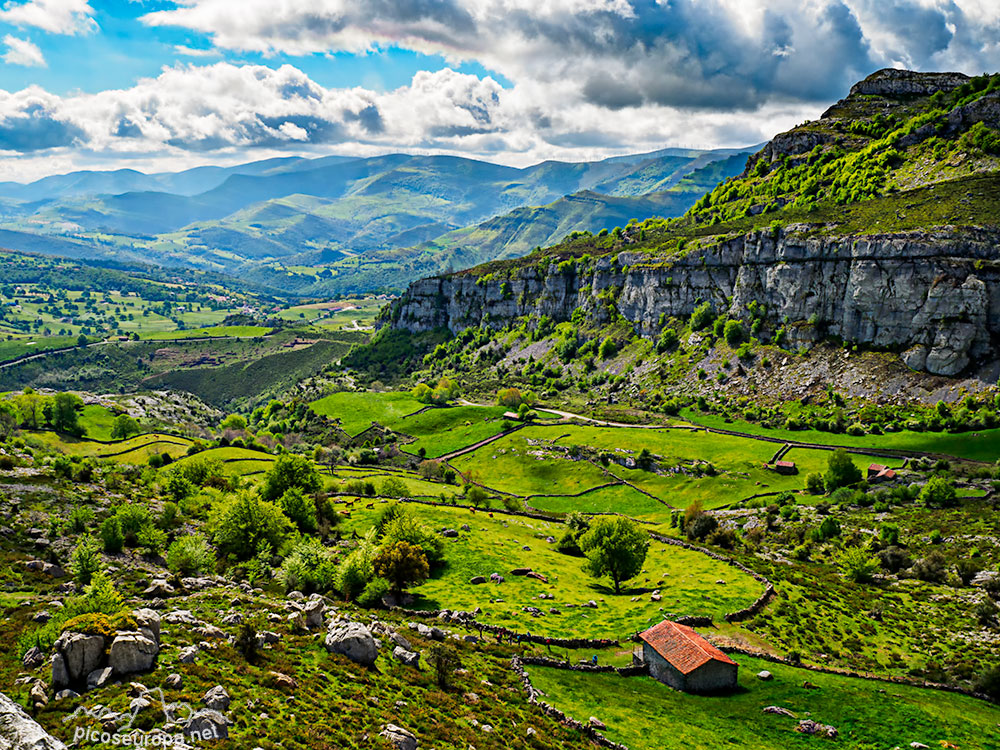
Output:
[380, 511, 444, 567]
[13, 389, 44, 430]
[824, 449, 862, 492]
[210, 491, 295, 561]
[110, 414, 141, 440]
[220, 414, 248, 431]
[280, 486, 317, 533]
[99, 516, 125, 553]
[0, 401, 17, 440]
[372, 540, 429, 596]
[805, 472, 825, 494]
[51, 392, 85, 436]
[580, 516, 649, 594]
[497, 387, 524, 408]
[919, 476, 957, 508]
[598, 337, 618, 360]
[260, 453, 321, 503]
[278, 537, 337, 594]
[656, 327, 679, 353]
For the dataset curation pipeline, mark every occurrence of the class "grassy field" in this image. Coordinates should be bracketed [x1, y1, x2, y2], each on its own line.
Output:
[326, 471, 463, 499]
[526, 653, 1000, 750]
[0, 335, 79, 363]
[452, 424, 900, 512]
[29, 431, 193, 461]
[391, 405, 510, 457]
[683, 409, 1000, 463]
[141, 324, 272, 340]
[341, 504, 762, 639]
[528, 483, 667, 520]
[309, 391, 425, 435]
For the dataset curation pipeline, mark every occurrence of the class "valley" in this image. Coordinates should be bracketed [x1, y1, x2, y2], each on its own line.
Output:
[3, 67, 1000, 750]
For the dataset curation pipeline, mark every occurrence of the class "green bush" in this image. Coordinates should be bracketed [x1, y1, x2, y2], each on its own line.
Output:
[260, 453, 321, 504]
[839, 546, 878, 583]
[357, 577, 392, 608]
[723, 320, 745, 347]
[69, 536, 102, 585]
[919, 476, 957, 508]
[279, 538, 337, 594]
[824, 449, 862, 492]
[689, 301, 714, 331]
[209, 491, 295, 561]
[166, 535, 215, 577]
[99, 516, 124, 553]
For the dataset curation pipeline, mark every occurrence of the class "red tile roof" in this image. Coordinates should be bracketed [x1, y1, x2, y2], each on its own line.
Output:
[638, 621, 736, 674]
[775, 460, 795, 468]
[868, 464, 887, 472]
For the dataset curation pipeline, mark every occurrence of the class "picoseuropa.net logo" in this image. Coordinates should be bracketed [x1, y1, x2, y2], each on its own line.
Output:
[63, 688, 219, 747]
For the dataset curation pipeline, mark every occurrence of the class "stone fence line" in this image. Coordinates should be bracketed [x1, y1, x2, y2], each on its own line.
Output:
[510, 656, 630, 750]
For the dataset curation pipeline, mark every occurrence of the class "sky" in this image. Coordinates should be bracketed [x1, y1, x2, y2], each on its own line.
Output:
[0, 0, 998, 182]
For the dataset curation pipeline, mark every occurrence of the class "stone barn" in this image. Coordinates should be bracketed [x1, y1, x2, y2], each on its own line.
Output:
[637, 621, 738, 693]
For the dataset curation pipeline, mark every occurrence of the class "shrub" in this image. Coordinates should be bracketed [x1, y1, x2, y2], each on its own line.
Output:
[337, 535, 377, 600]
[379, 477, 408, 498]
[810, 516, 842, 542]
[911, 551, 948, 583]
[166, 535, 215, 577]
[598, 338, 618, 360]
[68, 506, 93, 534]
[686, 513, 719, 541]
[956, 558, 982, 586]
[878, 546, 912, 573]
[919, 476, 957, 508]
[975, 665, 1000, 701]
[427, 642, 461, 689]
[839, 546, 878, 583]
[656, 328, 679, 353]
[357, 577, 392, 608]
[689, 301, 714, 331]
[99, 516, 124, 553]
[209, 491, 295, 561]
[806, 472, 825, 494]
[69, 536, 102, 585]
[137, 524, 167, 555]
[723, 320, 745, 347]
[279, 538, 337, 594]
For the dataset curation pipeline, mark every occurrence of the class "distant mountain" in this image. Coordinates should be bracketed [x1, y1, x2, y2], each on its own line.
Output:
[0, 146, 757, 294]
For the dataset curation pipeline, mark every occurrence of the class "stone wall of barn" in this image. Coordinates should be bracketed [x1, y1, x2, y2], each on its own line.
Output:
[684, 660, 739, 693]
[642, 643, 687, 691]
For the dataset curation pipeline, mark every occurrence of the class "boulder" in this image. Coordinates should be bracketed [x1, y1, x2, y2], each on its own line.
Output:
[304, 599, 325, 630]
[379, 724, 417, 750]
[393, 647, 420, 668]
[510, 568, 531, 576]
[757, 670, 773, 681]
[203, 685, 230, 712]
[324, 622, 378, 666]
[184, 709, 229, 741]
[267, 671, 297, 691]
[142, 579, 174, 598]
[177, 646, 199, 664]
[54, 632, 105, 684]
[389, 632, 412, 651]
[441, 529, 458, 538]
[22, 647, 44, 670]
[163, 674, 183, 690]
[51, 655, 69, 689]
[469, 576, 487, 585]
[109, 632, 158, 675]
[588, 717, 606, 730]
[86, 667, 114, 691]
[796, 719, 837, 738]
[0, 690, 67, 749]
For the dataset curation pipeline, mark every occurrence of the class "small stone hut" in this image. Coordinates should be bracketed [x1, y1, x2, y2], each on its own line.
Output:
[637, 620, 738, 693]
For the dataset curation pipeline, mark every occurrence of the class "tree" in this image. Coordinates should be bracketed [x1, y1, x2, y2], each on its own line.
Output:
[76, 333, 88, 348]
[689, 301, 714, 331]
[220, 414, 248, 431]
[824, 449, 862, 492]
[280, 487, 317, 532]
[70, 536, 102, 585]
[579, 516, 649, 594]
[919, 476, 957, 508]
[0, 401, 17, 440]
[210, 491, 295, 561]
[51, 393, 84, 436]
[497, 387, 524, 408]
[372, 540, 429, 596]
[260, 453, 321, 503]
[110, 414, 141, 440]
[14, 389, 44, 430]
[166, 535, 215, 577]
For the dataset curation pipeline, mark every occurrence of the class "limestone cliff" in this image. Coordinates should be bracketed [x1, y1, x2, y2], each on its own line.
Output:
[389, 225, 1000, 377]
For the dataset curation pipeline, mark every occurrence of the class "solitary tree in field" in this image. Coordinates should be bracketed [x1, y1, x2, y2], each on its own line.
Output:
[372, 540, 429, 597]
[52, 392, 85, 437]
[111, 413, 141, 440]
[580, 516, 649, 594]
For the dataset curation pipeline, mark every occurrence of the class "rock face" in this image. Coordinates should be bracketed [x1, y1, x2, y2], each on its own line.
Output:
[52, 633, 104, 687]
[390, 226, 1000, 377]
[0, 690, 67, 750]
[324, 621, 379, 666]
[108, 633, 158, 675]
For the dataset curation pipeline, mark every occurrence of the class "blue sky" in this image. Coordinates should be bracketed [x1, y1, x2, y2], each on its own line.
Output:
[0, 0, 997, 181]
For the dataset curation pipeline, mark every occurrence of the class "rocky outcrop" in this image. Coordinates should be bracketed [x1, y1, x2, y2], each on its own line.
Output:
[324, 621, 379, 666]
[390, 226, 1000, 377]
[52, 610, 161, 690]
[849, 68, 969, 98]
[0, 691, 67, 750]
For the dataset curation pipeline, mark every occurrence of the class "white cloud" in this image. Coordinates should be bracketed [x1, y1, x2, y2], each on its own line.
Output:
[0, 0, 98, 35]
[172, 44, 221, 58]
[2, 34, 45, 66]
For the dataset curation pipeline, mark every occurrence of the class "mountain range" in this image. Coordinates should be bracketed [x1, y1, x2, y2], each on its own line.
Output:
[0, 146, 756, 295]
